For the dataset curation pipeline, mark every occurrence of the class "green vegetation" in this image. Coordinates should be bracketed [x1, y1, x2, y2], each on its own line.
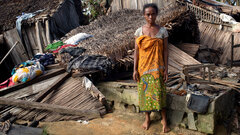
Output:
[42, 127, 49, 135]
[82, 0, 111, 21]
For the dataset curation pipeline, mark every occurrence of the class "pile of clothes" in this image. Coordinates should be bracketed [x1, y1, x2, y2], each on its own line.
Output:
[11, 60, 44, 83]
[67, 55, 112, 73]
[33, 53, 55, 66]
[45, 33, 113, 75]
[0, 53, 55, 90]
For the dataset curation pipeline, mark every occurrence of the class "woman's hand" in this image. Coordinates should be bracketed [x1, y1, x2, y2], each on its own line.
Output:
[163, 70, 168, 83]
[133, 71, 139, 82]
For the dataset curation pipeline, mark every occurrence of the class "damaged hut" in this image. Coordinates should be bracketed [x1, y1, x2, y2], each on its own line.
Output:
[0, 0, 85, 82]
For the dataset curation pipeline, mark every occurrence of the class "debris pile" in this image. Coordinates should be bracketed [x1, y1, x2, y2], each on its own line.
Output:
[0, 0, 240, 134]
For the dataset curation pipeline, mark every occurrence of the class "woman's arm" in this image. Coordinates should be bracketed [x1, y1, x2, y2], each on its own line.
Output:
[163, 37, 168, 82]
[133, 38, 139, 82]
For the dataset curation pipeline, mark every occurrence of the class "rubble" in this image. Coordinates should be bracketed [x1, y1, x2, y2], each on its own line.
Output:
[0, 0, 240, 134]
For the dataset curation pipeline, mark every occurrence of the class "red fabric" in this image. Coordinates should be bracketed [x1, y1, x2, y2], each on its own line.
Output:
[52, 44, 77, 53]
[0, 77, 15, 90]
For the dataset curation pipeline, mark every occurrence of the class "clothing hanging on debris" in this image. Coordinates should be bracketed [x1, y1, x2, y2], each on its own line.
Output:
[16, 9, 44, 38]
[52, 44, 77, 53]
[67, 55, 112, 73]
[59, 47, 86, 57]
[135, 33, 167, 112]
[0, 77, 15, 90]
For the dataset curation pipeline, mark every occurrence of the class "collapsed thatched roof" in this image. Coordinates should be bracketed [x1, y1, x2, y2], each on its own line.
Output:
[62, 3, 188, 63]
[62, 9, 145, 62]
[0, 0, 63, 34]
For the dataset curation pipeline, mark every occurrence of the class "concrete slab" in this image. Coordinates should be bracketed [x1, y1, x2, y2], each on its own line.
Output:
[188, 112, 197, 130]
[4, 124, 43, 135]
[167, 109, 184, 126]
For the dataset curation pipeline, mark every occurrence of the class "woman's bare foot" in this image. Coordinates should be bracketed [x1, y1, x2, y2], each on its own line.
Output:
[142, 119, 151, 130]
[161, 120, 170, 133]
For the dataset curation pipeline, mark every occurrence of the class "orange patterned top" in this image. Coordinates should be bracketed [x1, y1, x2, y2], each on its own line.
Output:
[136, 35, 165, 79]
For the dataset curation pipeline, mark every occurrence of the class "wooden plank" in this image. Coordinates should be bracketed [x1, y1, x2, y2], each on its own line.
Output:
[39, 21, 48, 48]
[45, 63, 61, 70]
[22, 28, 34, 58]
[0, 68, 65, 96]
[0, 97, 100, 118]
[4, 74, 62, 99]
[26, 26, 38, 53]
[45, 20, 51, 45]
[3, 28, 29, 65]
[82, 77, 106, 102]
[175, 43, 200, 57]
[72, 70, 99, 78]
[0, 34, 3, 44]
[33, 72, 70, 102]
[35, 21, 43, 53]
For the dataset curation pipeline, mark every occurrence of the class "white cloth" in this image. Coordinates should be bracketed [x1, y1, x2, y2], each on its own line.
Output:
[220, 13, 237, 25]
[64, 33, 93, 45]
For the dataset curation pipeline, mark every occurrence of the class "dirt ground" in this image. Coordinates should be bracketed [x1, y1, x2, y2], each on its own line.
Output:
[0, 0, 62, 34]
[38, 110, 235, 135]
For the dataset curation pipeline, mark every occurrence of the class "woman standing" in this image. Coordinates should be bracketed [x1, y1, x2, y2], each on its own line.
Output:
[133, 3, 170, 133]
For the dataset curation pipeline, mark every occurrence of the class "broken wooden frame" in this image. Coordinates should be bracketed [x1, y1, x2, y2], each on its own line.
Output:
[231, 34, 240, 67]
[182, 64, 215, 86]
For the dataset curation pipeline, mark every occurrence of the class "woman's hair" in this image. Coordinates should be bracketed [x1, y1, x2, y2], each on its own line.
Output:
[143, 3, 158, 14]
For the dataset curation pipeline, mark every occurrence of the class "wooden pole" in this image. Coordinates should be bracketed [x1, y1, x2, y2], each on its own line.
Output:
[0, 34, 3, 44]
[0, 42, 19, 65]
[0, 97, 100, 118]
[39, 21, 48, 48]
[45, 19, 51, 45]
[231, 34, 234, 67]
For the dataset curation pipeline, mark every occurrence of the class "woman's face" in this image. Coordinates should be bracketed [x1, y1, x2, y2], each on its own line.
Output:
[144, 7, 157, 25]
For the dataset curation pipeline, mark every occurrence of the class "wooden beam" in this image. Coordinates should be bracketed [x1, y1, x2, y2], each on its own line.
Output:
[34, 72, 70, 102]
[0, 34, 3, 44]
[45, 19, 51, 45]
[45, 63, 61, 70]
[231, 34, 234, 67]
[0, 42, 19, 65]
[72, 70, 99, 78]
[35, 21, 43, 53]
[0, 68, 66, 96]
[0, 97, 100, 119]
